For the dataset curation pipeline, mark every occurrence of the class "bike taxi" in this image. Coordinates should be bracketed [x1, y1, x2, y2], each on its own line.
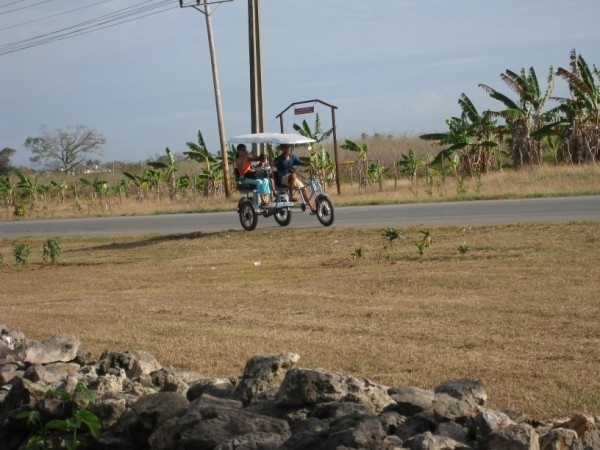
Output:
[229, 132, 335, 231]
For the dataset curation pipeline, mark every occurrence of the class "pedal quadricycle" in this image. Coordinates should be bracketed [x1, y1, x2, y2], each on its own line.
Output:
[230, 133, 335, 231]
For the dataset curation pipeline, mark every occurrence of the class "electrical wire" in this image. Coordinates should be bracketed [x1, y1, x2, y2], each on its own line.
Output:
[0, 0, 54, 14]
[0, 0, 114, 32]
[0, 0, 176, 56]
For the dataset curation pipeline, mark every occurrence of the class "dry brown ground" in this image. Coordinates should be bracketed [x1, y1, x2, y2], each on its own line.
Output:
[1, 222, 599, 420]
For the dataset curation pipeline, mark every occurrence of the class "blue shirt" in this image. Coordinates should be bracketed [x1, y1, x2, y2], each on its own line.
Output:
[274, 154, 303, 185]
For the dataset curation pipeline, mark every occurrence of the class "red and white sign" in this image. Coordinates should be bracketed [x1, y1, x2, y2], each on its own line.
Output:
[294, 106, 314, 115]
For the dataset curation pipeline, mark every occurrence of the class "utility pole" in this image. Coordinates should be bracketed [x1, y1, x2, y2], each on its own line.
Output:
[179, 0, 232, 198]
[248, 0, 264, 137]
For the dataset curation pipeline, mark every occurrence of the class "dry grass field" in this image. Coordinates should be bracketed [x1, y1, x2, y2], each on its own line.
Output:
[1, 154, 600, 419]
[1, 220, 599, 420]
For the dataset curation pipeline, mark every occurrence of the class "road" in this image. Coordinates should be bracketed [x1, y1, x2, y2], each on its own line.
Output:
[1, 196, 599, 238]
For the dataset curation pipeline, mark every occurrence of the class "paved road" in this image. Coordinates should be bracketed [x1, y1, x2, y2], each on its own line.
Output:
[1, 196, 599, 238]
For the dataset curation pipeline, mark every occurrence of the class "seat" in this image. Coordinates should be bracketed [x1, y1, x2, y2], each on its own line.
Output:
[234, 168, 258, 194]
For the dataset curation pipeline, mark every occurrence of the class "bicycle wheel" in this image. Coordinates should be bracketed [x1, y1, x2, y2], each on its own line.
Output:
[238, 200, 258, 231]
[274, 208, 292, 227]
[315, 195, 335, 226]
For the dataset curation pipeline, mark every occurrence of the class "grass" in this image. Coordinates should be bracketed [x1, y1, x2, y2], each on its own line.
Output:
[1, 222, 599, 420]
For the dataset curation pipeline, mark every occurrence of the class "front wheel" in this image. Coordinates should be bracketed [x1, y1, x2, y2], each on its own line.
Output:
[315, 195, 335, 227]
[238, 200, 258, 231]
[274, 208, 292, 227]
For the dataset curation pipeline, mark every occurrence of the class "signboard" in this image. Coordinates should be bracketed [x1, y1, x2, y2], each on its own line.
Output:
[294, 106, 314, 115]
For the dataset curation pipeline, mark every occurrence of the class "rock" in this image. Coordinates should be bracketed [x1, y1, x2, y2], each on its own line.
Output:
[482, 422, 540, 450]
[19, 334, 80, 365]
[433, 378, 486, 421]
[97, 350, 162, 379]
[176, 394, 290, 450]
[539, 427, 578, 450]
[0, 360, 24, 384]
[24, 362, 80, 385]
[187, 376, 236, 401]
[556, 413, 597, 437]
[234, 352, 300, 404]
[388, 386, 435, 416]
[276, 368, 394, 413]
[473, 408, 515, 441]
[0, 326, 596, 450]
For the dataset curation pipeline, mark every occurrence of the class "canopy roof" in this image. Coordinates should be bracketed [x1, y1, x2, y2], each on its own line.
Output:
[228, 132, 315, 145]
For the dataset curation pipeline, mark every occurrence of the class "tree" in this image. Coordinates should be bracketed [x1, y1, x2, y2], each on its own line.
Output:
[24, 125, 106, 172]
[420, 94, 500, 176]
[183, 131, 223, 197]
[549, 50, 600, 163]
[479, 66, 554, 167]
[340, 139, 369, 189]
[0, 147, 16, 176]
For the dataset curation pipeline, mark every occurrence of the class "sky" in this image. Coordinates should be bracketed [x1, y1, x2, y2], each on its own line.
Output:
[1, 0, 599, 168]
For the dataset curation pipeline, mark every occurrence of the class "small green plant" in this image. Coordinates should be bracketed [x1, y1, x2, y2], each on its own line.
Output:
[351, 247, 364, 263]
[382, 227, 402, 243]
[414, 229, 432, 259]
[13, 203, 26, 217]
[17, 381, 101, 450]
[43, 238, 61, 264]
[379, 227, 405, 261]
[13, 242, 31, 265]
[458, 241, 470, 255]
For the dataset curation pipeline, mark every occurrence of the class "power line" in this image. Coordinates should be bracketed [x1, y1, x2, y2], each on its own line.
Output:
[0, 0, 114, 31]
[0, 0, 175, 56]
[0, 0, 54, 15]
[0, 1, 28, 9]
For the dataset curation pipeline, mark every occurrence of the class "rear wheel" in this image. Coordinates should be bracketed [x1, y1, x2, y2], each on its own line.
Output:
[316, 195, 335, 226]
[238, 200, 258, 231]
[274, 208, 292, 227]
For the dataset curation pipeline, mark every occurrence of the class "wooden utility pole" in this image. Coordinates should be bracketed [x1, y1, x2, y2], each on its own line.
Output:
[179, 0, 232, 198]
[248, 0, 264, 136]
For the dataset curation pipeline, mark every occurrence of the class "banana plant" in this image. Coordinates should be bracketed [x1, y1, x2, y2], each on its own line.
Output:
[147, 148, 178, 200]
[340, 139, 369, 189]
[0, 176, 15, 205]
[293, 114, 335, 185]
[184, 131, 223, 196]
[367, 162, 388, 191]
[13, 169, 40, 204]
[396, 148, 425, 193]
[49, 179, 70, 204]
[123, 171, 149, 200]
[479, 66, 554, 167]
[420, 94, 500, 176]
[545, 50, 600, 163]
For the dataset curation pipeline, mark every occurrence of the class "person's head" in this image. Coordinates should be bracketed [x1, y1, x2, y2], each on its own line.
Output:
[280, 144, 292, 154]
[236, 144, 247, 157]
[258, 153, 267, 165]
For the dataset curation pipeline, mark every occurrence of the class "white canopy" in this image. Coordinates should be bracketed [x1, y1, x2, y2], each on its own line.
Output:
[228, 132, 315, 145]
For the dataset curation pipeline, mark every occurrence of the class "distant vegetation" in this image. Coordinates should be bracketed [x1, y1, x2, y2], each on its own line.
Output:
[1, 49, 597, 219]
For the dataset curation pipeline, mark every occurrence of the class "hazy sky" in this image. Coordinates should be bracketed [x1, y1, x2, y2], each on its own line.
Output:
[1, 0, 599, 167]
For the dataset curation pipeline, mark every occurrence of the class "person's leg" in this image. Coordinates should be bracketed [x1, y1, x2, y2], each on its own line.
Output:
[287, 173, 300, 201]
[256, 179, 271, 205]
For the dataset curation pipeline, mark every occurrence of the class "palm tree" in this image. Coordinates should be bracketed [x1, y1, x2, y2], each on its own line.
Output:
[479, 66, 555, 167]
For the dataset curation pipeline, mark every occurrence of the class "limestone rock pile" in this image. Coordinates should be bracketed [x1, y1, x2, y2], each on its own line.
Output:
[1, 325, 599, 449]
